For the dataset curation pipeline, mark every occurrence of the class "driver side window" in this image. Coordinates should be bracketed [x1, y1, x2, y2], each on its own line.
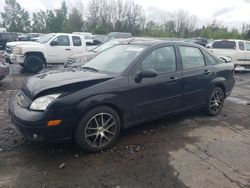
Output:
[52, 35, 70, 46]
[141, 46, 177, 74]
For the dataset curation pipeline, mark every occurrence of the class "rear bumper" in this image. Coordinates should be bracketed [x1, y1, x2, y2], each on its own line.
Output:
[9, 94, 82, 142]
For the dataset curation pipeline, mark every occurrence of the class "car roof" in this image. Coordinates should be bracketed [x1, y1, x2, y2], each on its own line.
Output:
[128, 40, 203, 48]
[108, 32, 132, 34]
[214, 39, 248, 42]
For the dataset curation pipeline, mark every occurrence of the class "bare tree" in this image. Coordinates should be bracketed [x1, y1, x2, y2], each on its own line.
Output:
[87, 0, 101, 31]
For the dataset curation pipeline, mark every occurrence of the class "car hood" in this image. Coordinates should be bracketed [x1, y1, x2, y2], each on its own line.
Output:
[70, 51, 96, 59]
[22, 68, 114, 99]
[66, 52, 97, 68]
[7, 41, 37, 47]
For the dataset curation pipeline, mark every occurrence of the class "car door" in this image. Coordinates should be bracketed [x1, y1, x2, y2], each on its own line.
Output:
[71, 35, 85, 54]
[238, 41, 246, 64]
[128, 45, 182, 123]
[244, 42, 250, 65]
[178, 45, 214, 108]
[46, 35, 73, 63]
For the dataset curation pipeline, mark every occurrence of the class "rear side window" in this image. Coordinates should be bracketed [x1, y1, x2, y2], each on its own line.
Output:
[239, 42, 245, 51]
[245, 42, 250, 51]
[179, 46, 205, 70]
[72, 36, 82, 46]
[212, 41, 236, 49]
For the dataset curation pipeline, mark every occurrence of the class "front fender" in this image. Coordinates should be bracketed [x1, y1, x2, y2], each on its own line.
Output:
[18, 45, 46, 56]
[76, 93, 122, 112]
[76, 93, 127, 125]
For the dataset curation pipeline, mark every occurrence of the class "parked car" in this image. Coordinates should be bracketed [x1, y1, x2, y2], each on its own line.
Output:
[17, 34, 31, 41]
[7, 33, 87, 73]
[17, 33, 43, 41]
[186, 38, 208, 47]
[9, 41, 235, 152]
[0, 32, 18, 51]
[103, 32, 133, 43]
[0, 27, 7, 33]
[31, 34, 46, 42]
[0, 61, 9, 80]
[64, 38, 157, 68]
[73, 32, 102, 46]
[206, 41, 214, 48]
[209, 40, 250, 68]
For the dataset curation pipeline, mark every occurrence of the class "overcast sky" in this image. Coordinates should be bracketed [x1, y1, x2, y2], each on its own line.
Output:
[1, 0, 250, 30]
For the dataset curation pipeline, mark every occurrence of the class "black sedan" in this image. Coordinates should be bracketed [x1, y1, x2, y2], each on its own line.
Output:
[9, 41, 235, 152]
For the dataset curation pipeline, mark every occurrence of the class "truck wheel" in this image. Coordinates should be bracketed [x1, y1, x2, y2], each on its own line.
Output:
[75, 106, 121, 152]
[24, 56, 43, 73]
[204, 87, 225, 116]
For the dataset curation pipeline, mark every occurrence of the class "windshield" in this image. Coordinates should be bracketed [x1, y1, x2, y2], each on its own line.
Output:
[37, 34, 55, 44]
[212, 41, 236, 49]
[92, 40, 120, 53]
[83, 45, 146, 74]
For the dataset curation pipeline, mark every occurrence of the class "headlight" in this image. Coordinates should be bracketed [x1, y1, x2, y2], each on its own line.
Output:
[30, 94, 61, 111]
[13, 47, 22, 55]
[75, 57, 88, 63]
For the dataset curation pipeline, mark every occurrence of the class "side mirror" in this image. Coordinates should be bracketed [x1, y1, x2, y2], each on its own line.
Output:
[219, 56, 232, 63]
[135, 69, 157, 83]
[50, 41, 58, 46]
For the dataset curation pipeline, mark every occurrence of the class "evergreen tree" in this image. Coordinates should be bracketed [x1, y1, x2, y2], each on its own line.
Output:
[1, 0, 30, 32]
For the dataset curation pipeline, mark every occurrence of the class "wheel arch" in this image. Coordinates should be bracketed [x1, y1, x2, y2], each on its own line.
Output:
[75, 95, 125, 134]
[72, 102, 124, 140]
[208, 77, 227, 96]
[24, 52, 46, 65]
[83, 103, 124, 124]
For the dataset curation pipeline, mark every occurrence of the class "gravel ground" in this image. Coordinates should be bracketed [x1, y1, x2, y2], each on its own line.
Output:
[0, 64, 250, 188]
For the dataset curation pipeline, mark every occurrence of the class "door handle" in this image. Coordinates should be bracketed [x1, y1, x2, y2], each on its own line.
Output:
[204, 69, 211, 74]
[65, 49, 71, 51]
[169, 77, 178, 81]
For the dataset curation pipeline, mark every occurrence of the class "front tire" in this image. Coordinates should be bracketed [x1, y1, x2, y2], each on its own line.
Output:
[24, 56, 43, 73]
[75, 106, 121, 152]
[205, 87, 225, 116]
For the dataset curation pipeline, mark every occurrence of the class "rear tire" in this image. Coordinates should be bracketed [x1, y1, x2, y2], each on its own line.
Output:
[204, 87, 225, 116]
[24, 56, 43, 73]
[75, 106, 121, 152]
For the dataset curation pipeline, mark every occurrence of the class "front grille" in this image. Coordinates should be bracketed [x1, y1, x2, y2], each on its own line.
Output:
[16, 92, 32, 108]
[66, 58, 75, 64]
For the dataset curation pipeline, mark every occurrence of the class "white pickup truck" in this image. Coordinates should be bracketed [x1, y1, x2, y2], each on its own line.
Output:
[209, 40, 250, 67]
[7, 33, 87, 72]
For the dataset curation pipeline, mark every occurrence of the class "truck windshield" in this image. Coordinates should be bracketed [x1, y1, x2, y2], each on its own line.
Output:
[37, 34, 55, 44]
[212, 41, 236, 49]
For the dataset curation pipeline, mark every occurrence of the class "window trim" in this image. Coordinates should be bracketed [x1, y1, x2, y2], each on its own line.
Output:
[140, 45, 178, 75]
[179, 45, 206, 71]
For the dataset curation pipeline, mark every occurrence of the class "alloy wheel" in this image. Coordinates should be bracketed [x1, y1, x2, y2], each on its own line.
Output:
[84, 113, 117, 148]
[210, 90, 224, 113]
